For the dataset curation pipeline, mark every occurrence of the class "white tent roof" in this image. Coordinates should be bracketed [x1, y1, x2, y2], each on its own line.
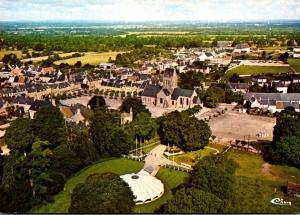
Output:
[120, 169, 164, 204]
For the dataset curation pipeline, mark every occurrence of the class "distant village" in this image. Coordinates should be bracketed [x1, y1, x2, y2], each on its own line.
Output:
[1, 41, 300, 143]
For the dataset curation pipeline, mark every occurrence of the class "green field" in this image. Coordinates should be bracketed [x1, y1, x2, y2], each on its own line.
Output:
[225, 149, 300, 213]
[54, 51, 123, 65]
[0, 50, 25, 59]
[288, 58, 300, 73]
[225, 65, 293, 78]
[32, 158, 188, 214]
[33, 158, 143, 213]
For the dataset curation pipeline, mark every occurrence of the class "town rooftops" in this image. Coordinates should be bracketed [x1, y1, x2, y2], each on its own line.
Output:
[217, 41, 233, 47]
[235, 43, 250, 49]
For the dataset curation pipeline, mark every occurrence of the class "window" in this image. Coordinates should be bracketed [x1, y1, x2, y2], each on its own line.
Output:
[172, 101, 174, 105]
[180, 98, 183, 105]
[186, 98, 189, 105]
[160, 98, 163, 104]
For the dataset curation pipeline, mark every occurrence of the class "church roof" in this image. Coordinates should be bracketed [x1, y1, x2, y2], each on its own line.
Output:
[142, 84, 162, 98]
[171, 88, 194, 100]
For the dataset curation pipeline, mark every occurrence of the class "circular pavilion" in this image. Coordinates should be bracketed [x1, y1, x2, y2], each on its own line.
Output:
[120, 169, 164, 204]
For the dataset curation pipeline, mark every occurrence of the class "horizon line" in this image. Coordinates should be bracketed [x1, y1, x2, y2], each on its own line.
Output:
[1, 19, 300, 23]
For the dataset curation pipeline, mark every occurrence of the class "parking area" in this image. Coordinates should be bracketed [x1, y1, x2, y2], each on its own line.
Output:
[208, 110, 276, 142]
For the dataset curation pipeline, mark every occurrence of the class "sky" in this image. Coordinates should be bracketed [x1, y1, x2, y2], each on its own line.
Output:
[0, 0, 300, 21]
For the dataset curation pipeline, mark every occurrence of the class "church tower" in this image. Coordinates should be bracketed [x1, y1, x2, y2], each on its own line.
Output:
[163, 68, 177, 93]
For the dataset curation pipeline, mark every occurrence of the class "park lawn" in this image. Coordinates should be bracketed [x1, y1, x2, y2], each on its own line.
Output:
[288, 58, 300, 73]
[134, 167, 189, 213]
[32, 158, 144, 213]
[225, 65, 293, 78]
[54, 51, 123, 65]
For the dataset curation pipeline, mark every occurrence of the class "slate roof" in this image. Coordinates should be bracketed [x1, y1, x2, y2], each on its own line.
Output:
[171, 88, 194, 100]
[141, 85, 162, 98]
[228, 83, 251, 90]
[29, 99, 53, 111]
[235, 43, 250, 49]
[244, 93, 300, 102]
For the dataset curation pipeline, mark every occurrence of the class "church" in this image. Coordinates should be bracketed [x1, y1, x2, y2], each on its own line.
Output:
[141, 68, 200, 109]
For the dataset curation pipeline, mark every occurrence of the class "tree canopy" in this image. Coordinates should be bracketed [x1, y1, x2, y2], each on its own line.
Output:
[164, 187, 223, 213]
[69, 172, 135, 213]
[33, 106, 67, 148]
[266, 110, 300, 167]
[190, 155, 238, 199]
[158, 111, 211, 151]
[87, 96, 106, 110]
[120, 97, 150, 119]
[5, 118, 35, 153]
[178, 70, 204, 90]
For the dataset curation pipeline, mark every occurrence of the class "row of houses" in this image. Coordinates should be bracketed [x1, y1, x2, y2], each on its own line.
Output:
[229, 75, 300, 94]
[243, 93, 300, 113]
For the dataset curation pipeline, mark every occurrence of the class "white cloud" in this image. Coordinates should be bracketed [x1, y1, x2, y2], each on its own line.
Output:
[0, 0, 299, 21]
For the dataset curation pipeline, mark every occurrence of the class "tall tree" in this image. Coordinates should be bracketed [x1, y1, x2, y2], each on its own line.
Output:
[131, 112, 157, 141]
[163, 187, 223, 213]
[5, 118, 35, 153]
[34, 106, 67, 148]
[178, 70, 204, 90]
[89, 107, 121, 156]
[120, 97, 150, 119]
[158, 111, 211, 151]
[69, 172, 135, 213]
[190, 155, 238, 199]
[88, 96, 106, 110]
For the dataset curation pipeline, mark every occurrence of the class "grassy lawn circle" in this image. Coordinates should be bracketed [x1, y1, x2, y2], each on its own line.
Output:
[32, 157, 188, 213]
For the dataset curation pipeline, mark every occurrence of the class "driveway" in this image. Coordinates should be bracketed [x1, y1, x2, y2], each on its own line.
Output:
[143, 144, 177, 176]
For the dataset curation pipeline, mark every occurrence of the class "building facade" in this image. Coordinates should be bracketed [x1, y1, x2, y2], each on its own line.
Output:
[141, 68, 200, 109]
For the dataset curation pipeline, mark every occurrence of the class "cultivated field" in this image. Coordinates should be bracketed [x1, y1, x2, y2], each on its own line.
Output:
[208, 111, 276, 141]
[54, 51, 123, 65]
[21, 52, 76, 63]
[226, 65, 293, 77]
[288, 58, 300, 73]
[0, 50, 24, 59]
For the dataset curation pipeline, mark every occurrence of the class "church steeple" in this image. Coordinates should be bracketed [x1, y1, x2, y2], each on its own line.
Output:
[163, 68, 177, 93]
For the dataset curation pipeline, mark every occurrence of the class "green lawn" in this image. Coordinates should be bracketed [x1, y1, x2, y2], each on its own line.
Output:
[225, 65, 293, 78]
[225, 149, 300, 213]
[288, 58, 300, 73]
[32, 157, 188, 214]
[54, 51, 124, 65]
[134, 167, 189, 213]
[33, 158, 144, 213]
